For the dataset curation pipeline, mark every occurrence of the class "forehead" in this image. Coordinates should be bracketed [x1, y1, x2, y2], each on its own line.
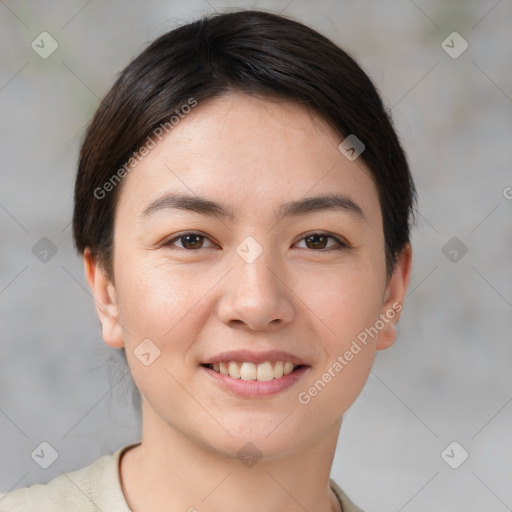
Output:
[115, 92, 381, 225]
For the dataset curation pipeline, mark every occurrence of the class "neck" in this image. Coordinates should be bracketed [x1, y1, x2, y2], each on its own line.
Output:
[120, 403, 343, 512]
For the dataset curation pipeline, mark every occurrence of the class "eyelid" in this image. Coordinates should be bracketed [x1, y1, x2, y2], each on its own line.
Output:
[162, 231, 218, 249]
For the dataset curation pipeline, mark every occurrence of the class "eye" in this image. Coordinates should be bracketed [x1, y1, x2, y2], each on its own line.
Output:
[164, 232, 216, 250]
[294, 232, 348, 251]
[162, 231, 349, 252]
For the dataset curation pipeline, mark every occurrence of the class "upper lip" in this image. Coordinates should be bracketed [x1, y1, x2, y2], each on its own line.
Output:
[202, 349, 308, 366]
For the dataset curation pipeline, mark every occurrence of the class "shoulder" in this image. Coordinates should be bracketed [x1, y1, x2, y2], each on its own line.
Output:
[330, 478, 366, 512]
[0, 444, 137, 512]
[0, 454, 111, 512]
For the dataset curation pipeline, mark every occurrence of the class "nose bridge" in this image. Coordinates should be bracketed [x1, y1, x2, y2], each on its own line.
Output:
[236, 243, 278, 293]
[218, 239, 294, 329]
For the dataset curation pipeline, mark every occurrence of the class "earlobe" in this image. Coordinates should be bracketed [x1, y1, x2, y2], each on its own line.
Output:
[83, 248, 125, 349]
[376, 244, 412, 351]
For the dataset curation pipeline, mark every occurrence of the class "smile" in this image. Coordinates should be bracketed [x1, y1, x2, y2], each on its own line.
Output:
[201, 362, 309, 398]
[204, 361, 300, 381]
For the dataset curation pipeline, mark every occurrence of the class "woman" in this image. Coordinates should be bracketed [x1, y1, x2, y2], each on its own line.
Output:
[0, 9, 414, 512]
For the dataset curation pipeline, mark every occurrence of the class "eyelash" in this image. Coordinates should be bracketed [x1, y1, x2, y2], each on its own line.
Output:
[162, 231, 350, 252]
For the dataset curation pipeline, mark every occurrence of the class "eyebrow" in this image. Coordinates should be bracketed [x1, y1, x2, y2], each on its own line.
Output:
[139, 192, 365, 222]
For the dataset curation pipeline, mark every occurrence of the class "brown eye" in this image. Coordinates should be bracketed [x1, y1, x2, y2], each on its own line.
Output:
[180, 234, 204, 249]
[165, 232, 215, 250]
[305, 234, 329, 249]
[295, 232, 347, 251]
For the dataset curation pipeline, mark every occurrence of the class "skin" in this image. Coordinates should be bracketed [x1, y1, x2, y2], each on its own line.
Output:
[85, 92, 411, 512]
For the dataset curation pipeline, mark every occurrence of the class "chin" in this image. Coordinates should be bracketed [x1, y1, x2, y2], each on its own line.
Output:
[215, 417, 312, 458]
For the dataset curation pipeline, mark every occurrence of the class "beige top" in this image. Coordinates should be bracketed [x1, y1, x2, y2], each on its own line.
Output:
[0, 444, 364, 512]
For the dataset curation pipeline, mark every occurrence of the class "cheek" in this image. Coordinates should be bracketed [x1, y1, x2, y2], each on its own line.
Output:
[293, 263, 383, 410]
[114, 258, 208, 402]
[299, 348, 375, 417]
[295, 271, 381, 410]
[297, 262, 385, 344]
[115, 254, 205, 332]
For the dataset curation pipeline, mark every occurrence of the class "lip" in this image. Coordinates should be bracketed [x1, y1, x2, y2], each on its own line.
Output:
[201, 364, 309, 398]
[202, 349, 307, 366]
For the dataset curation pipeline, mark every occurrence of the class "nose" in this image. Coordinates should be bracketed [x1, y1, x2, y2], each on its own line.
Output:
[217, 248, 295, 331]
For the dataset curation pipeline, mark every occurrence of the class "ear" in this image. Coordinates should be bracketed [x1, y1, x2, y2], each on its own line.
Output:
[376, 243, 412, 351]
[83, 248, 124, 349]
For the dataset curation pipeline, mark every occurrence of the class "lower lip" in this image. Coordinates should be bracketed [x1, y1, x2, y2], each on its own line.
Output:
[201, 365, 309, 398]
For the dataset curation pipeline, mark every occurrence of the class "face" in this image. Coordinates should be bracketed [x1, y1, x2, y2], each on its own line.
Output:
[86, 92, 411, 458]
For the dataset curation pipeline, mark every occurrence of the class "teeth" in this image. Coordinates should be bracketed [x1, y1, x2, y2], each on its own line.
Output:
[256, 361, 274, 381]
[228, 361, 241, 379]
[240, 362, 257, 380]
[283, 361, 295, 375]
[209, 361, 299, 381]
[274, 361, 284, 378]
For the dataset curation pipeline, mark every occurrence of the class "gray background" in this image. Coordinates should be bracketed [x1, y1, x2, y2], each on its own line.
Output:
[1, 1, 511, 511]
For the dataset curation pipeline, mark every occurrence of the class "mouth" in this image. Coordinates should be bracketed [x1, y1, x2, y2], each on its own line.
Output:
[200, 350, 310, 397]
[201, 361, 305, 382]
